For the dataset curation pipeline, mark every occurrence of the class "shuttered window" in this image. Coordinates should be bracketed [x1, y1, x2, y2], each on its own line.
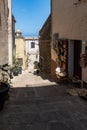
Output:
[31, 42, 35, 48]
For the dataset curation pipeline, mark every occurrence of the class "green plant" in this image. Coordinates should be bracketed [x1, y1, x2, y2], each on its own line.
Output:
[0, 64, 11, 111]
[0, 64, 11, 85]
[12, 57, 19, 70]
[11, 58, 20, 76]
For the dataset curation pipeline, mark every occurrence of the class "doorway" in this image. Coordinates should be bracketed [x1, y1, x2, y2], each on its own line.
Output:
[74, 40, 82, 79]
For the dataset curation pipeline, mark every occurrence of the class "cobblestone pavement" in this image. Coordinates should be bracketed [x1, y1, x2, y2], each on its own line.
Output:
[12, 69, 56, 87]
[0, 69, 87, 130]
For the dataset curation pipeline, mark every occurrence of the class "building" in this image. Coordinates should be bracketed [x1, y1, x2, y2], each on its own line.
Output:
[0, 0, 15, 66]
[8, 0, 13, 66]
[12, 15, 16, 58]
[51, 0, 87, 82]
[39, 15, 51, 76]
[0, 0, 8, 64]
[25, 37, 39, 69]
[15, 30, 27, 70]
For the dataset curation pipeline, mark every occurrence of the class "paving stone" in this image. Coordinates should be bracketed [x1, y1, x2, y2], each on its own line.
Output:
[80, 119, 87, 129]
[29, 123, 47, 130]
[40, 111, 58, 122]
[0, 69, 87, 130]
[48, 121, 70, 130]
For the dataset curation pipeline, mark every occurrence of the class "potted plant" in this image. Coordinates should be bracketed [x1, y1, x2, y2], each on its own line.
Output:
[12, 65, 19, 76]
[0, 64, 11, 111]
[12, 58, 19, 76]
[18, 66, 22, 74]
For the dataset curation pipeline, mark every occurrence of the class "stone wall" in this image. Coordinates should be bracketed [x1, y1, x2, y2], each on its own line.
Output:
[40, 41, 51, 75]
[52, 0, 87, 41]
[0, 0, 8, 64]
[51, 0, 87, 80]
[15, 37, 27, 70]
[39, 15, 51, 76]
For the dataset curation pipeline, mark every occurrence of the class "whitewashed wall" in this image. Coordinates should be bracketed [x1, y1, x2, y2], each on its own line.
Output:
[25, 37, 39, 68]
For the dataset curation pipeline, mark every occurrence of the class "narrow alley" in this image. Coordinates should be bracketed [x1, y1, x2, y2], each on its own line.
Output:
[12, 68, 56, 88]
[0, 0, 87, 129]
[0, 69, 87, 130]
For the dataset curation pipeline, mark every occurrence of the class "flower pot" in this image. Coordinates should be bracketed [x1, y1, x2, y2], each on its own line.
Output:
[13, 70, 19, 76]
[0, 83, 10, 111]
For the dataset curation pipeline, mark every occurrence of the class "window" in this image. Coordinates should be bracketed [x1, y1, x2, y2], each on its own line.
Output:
[31, 42, 35, 48]
[17, 58, 23, 66]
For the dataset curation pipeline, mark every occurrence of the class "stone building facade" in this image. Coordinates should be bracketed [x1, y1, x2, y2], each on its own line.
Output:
[8, 0, 14, 66]
[25, 37, 39, 69]
[15, 30, 27, 70]
[0, 0, 15, 65]
[39, 15, 51, 76]
[51, 0, 87, 82]
[0, 0, 8, 64]
[12, 15, 16, 59]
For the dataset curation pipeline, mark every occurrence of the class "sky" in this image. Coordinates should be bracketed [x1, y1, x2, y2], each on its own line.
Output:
[12, 0, 50, 37]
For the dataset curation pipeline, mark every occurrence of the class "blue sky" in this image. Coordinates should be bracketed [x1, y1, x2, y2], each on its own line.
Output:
[12, 0, 50, 36]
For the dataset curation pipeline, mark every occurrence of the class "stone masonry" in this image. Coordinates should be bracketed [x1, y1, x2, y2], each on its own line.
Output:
[0, 0, 8, 64]
[0, 69, 87, 129]
[39, 15, 51, 77]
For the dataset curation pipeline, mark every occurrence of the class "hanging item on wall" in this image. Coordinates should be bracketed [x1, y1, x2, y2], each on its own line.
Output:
[56, 40, 68, 79]
[80, 53, 87, 68]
